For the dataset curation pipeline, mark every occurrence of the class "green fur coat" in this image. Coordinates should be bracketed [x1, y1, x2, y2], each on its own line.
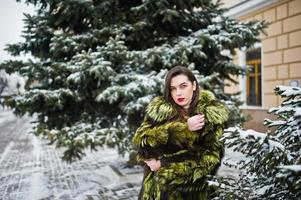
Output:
[132, 90, 229, 200]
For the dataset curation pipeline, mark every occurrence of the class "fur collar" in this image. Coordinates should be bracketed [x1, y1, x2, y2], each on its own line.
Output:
[146, 90, 216, 123]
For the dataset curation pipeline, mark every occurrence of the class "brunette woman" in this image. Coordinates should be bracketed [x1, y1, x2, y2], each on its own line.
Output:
[132, 66, 229, 200]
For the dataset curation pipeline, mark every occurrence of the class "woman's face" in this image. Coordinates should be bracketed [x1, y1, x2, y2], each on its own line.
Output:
[170, 74, 196, 109]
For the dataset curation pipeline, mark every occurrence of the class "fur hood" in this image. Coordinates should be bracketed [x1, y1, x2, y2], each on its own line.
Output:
[145, 90, 228, 125]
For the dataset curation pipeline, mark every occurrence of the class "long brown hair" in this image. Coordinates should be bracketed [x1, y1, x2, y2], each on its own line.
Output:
[164, 66, 200, 120]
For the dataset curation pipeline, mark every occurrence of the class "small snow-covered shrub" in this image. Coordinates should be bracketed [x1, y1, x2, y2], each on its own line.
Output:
[214, 86, 301, 200]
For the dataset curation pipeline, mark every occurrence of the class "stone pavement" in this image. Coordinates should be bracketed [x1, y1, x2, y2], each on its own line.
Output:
[0, 108, 241, 200]
[0, 108, 143, 200]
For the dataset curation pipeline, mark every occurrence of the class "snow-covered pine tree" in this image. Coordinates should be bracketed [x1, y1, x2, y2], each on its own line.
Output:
[215, 86, 301, 199]
[0, 71, 8, 95]
[0, 0, 265, 161]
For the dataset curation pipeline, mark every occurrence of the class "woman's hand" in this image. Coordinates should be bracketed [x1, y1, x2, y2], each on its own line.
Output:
[187, 114, 205, 131]
[144, 159, 161, 171]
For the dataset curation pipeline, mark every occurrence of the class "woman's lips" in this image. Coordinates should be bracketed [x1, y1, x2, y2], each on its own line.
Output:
[177, 97, 185, 102]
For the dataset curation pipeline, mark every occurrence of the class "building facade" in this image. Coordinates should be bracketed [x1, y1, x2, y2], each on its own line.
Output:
[222, 0, 301, 131]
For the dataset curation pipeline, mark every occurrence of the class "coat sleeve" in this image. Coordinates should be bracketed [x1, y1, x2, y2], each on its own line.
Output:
[201, 100, 229, 137]
[132, 117, 169, 149]
[155, 102, 228, 191]
[158, 100, 229, 164]
[132, 117, 200, 161]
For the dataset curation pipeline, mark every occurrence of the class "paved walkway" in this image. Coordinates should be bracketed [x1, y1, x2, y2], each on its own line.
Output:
[0, 108, 241, 200]
[0, 108, 142, 200]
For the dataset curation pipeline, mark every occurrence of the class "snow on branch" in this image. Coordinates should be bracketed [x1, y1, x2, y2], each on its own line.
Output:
[275, 86, 301, 97]
[278, 165, 301, 172]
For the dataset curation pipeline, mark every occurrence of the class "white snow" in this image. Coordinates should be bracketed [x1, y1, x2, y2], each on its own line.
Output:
[225, 127, 285, 151]
[0, 109, 143, 200]
[257, 185, 272, 195]
[0, 141, 13, 164]
[278, 165, 301, 172]
[264, 119, 286, 126]
[239, 129, 266, 139]
[268, 140, 285, 151]
[224, 127, 265, 139]
[207, 180, 220, 186]
[0, 70, 25, 95]
[0, 107, 16, 125]
[277, 86, 301, 96]
[294, 107, 301, 117]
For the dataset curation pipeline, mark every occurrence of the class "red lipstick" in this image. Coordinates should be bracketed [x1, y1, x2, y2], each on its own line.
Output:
[177, 97, 185, 102]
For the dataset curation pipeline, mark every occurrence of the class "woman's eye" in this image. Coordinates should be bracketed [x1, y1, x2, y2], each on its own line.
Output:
[180, 85, 187, 89]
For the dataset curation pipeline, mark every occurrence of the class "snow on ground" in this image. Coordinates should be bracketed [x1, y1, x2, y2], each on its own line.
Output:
[0, 107, 16, 125]
[0, 108, 244, 200]
[217, 146, 243, 180]
[0, 109, 142, 200]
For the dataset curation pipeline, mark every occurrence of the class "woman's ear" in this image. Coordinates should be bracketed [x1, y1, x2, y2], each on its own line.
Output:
[192, 81, 196, 91]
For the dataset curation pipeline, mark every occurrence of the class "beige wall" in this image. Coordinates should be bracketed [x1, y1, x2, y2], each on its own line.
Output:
[224, 51, 240, 94]
[225, 0, 301, 109]
[222, 0, 301, 131]
[242, 109, 277, 132]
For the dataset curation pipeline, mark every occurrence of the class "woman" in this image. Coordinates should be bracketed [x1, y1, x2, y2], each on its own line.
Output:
[132, 66, 229, 200]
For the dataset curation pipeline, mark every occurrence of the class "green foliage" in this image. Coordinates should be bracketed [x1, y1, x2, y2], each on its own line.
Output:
[1, 0, 266, 161]
[216, 86, 301, 199]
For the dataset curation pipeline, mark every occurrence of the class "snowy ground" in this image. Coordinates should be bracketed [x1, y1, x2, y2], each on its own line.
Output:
[0, 108, 241, 200]
[0, 108, 143, 200]
[218, 146, 243, 180]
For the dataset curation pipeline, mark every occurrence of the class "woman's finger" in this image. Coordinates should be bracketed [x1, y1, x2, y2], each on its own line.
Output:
[195, 119, 205, 124]
[194, 115, 204, 120]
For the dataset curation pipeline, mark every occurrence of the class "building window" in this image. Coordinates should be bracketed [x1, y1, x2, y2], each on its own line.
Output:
[246, 48, 262, 106]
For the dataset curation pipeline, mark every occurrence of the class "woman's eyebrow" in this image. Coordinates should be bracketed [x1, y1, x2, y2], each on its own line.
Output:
[170, 82, 188, 87]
